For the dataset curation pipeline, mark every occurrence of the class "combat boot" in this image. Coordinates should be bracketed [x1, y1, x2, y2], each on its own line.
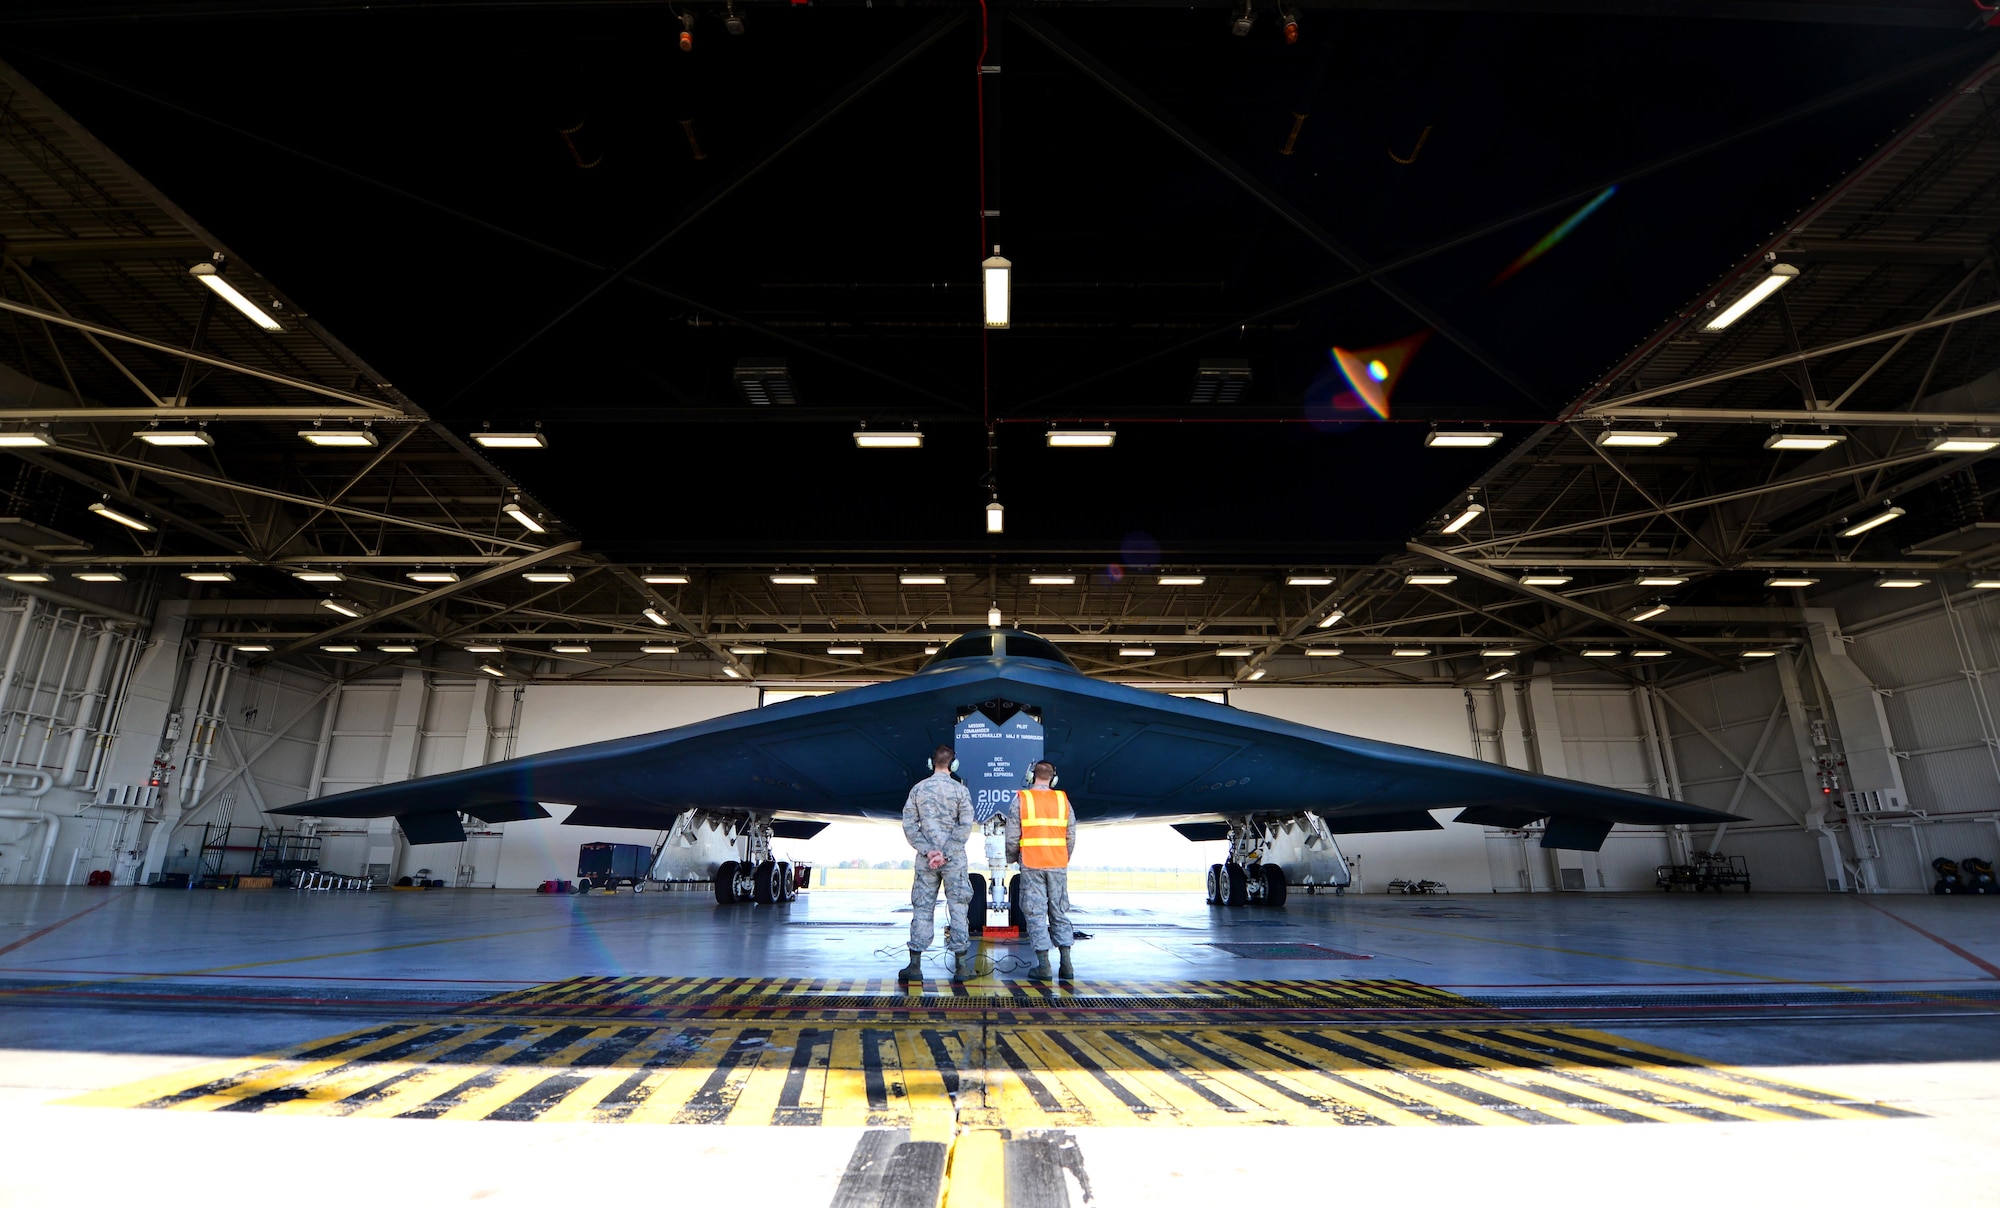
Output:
[1027, 950, 1054, 980]
[956, 950, 982, 980]
[895, 952, 924, 983]
[1058, 947, 1075, 979]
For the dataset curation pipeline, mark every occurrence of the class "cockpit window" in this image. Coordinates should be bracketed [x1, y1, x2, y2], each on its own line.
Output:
[931, 633, 1000, 663]
[921, 631, 1078, 671]
[1001, 634, 1075, 668]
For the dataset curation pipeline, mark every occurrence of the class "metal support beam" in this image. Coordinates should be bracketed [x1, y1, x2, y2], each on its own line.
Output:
[0, 405, 399, 421]
[1572, 406, 2000, 427]
[604, 564, 754, 681]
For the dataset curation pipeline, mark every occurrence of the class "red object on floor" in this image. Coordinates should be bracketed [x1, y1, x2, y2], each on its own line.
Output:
[981, 926, 1020, 940]
[85, 870, 113, 887]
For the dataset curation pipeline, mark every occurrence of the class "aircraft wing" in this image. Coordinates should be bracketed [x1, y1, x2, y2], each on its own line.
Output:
[276, 654, 1742, 850]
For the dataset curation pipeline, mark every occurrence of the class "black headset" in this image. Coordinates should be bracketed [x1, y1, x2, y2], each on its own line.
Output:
[1023, 761, 1058, 789]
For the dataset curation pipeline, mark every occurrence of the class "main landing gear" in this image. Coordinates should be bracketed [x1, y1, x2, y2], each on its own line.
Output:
[1201, 815, 1349, 907]
[707, 814, 799, 906]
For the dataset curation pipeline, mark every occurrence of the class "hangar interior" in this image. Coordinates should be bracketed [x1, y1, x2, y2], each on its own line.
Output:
[2, 1, 1999, 1202]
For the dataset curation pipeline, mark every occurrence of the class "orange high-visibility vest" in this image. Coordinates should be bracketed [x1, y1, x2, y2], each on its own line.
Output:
[1016, 789, 1072, 869]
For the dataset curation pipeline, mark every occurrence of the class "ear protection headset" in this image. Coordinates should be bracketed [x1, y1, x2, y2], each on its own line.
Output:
[1023, 761, 1058, 789]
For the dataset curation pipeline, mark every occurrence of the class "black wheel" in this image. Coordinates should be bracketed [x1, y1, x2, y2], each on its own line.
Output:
[1206, 863, 1225, 905]
[753, 859, 780, 905]
[779, 862, 798, 902]
[713, 860, 740, 904]
[967, 873, 988, 936]
[577, 877, 594, 894]
[1008, 873, 1026, 929]
[1223, 863, 1248, 907]
[1259, 863, 1288, 908]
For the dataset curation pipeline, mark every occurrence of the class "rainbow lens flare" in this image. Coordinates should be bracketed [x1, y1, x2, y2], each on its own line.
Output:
[1330, 333, 1428, 420]
[1493, 185, 1618, 284]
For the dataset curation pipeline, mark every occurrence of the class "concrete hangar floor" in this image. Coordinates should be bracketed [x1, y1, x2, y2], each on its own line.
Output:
[1, 884, 1996, 1205]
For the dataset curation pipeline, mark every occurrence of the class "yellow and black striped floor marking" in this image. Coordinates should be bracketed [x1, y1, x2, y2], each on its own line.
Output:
[63, 976, 1914, 1127]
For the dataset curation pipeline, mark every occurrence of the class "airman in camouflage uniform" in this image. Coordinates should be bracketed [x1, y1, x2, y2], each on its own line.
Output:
[899, 744, 978, 982]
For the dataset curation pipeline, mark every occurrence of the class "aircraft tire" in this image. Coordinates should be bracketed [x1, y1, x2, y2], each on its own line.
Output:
[1223, 863, 1249, 907]
[753, 860, 781, 905]
[714, 860, 740, 904]
[1008, 874, 1026, 929]
[1206, 864, 1225, 904]
[780, 862, 799, 901]
[967, 873, 987, 935]
[1259, 864, 1288, 908]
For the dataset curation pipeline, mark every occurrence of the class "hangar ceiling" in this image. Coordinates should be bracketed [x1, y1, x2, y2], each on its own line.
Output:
[0, 2, 1995, 686]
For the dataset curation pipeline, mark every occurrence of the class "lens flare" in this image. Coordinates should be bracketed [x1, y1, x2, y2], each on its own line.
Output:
[1366, 360, 1389, 382]
[1330, 332, 1428, 420]
[1493, 185, 1618, 284]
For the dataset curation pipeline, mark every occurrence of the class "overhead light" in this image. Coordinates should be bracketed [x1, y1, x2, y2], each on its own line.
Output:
[1286, 575, 1334, 586]
[1628, 604, 1670, 623]
[723, 667, 743, 679]
[641, 645, 680, 654]
[854, 430, 923, 449]
[407, 571, 460, 584]
[502, 502, 547, 534]
[1305, 647, 1343, 657]
[378, 644, 418, 654]
[182, 571, 235, 583]
[1158, 575, 1206, 586]
[88, 502, 153, 532]
[71, 571, 125, 583]
[1765, 432, 1845, 451]
[733, 358, 795, 406]
[473, 431, 547, 449]
[643, 608, 669, 627]
[522, 571, 574, 584]
[464, 644, 503, 653]
[138, 428, 212, 447]
[234, 644, 273, 653]
[1703, 262, 1798, 331]
[1246, 668, 1267, 680]
[1217, 647, 1254, 657]
[1028, 575, 1075, 586]
[724, 1, 744, 34]
[1874, 577, 1930, 588]
[1928, 433, 2000, 454]
[1597, 429, 1677, 448]
[319, 599, 362, 618]
[987, 605, 1003, 628]
[1764, 576, 1820, 588]
[1484, 668, 1510, 680]
[1740, 649, 1780, 658]
[982, 247, 1011, 329]
[479, 663, 505, 677]
[900, 574, 948, 585]
[320, 644, 361, 653]
[1633, 649, 1670, 657]
[293, 570, 344, 583]
[551, 644, 592, 654]
[189, 262, 283, 331]
[1580, 649, 1619, 658]
[298, 428, 376, 447]
[1440, 502, 1485, 534]
[1520, 574, 1572, 587]
[1391, 648, 1432, 657]
[923, 646, 940, 655]
[1840, 505, 1905, 538]
[986, 501, 1005, 534]
[1973, 580, 2000, 590]
[1481, 649, 1518, 658]
[0, 430, 54, 448]
[644, 573, 689, 585]
[4, 572, 50, 582]
[1047, 430, 1116, 448]
[1406, 574, 1456, 586]
[729, 646, 767, 655]
[770, 574, 817, 586]
[1636, 575, 1687, 587]
[1118, 647, 1155, 657]
[828, 645, 864, 655]
[1315, 609, 1345, 629]
[1425, 429, 1500, 448]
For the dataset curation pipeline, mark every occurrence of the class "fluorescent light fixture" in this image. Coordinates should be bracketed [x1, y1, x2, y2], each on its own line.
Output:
[71, 571, 126, 583]
[298, 428, 376, 447]
[988, 606, 1003, 627]
[1596, 429, 1677, 448]
[502, 503, 546, 533]
[189, 262, 283, 331]
[729, 646, 767, 655]
[182, 571, 235, 582]
[1158, 575, 1206, 586]
[1481, 649, 1518, 658]
[854, 431, 923, 449]
[293, 570, 344, 583]
[643, 574, 689, 585]
[1580, 649, 1619, 657]
[770, 574, 818, 585]
[643, 608, 669, 627]
[1636, 575, 1688, 587]
[1246, 668, 1266, 680]
[641, 645, 680, 654]
[982, 247, 1011, 329]
[1874, 577, 1930, 588]
[1703, 262, 1798, 331]
[1928, 433, 2000, 454]
[234, 644, 272, 653]
[473, 431, 547, 449]
[1484, 668, 1510, 680]
[1118, 647, 1155, 657]
[1305, 647, 1343, 657]
[828, 645, 864, 655]
[1740, 649, 1780, 658]
[0, 431, 54, 448]
[1286, 575, 1333, 586]
[1391, 647, 1432, 657]
[319, 599, 362, 618]
[378, 644, 418, 654]
[924, 646, 940, 655]
[1520, 574, 1572, 586]
[1633, 649, 1670, 657]
[1764, 576, 1820, 588]
[1047, 430, 1116, 448]
[1629, 604, 1670, 623]
[522, 571, 574, 584]
[1315, 609, 1345, 629]
[464, 644, 503, 653]
[723, 667, 743, 678]
[320, 644, 361, 653]
[551, 644, 592, 654]
[479, 663, 505, 677]
[899, 574, 948, 585]
[407, 571, 459, 583]
[1217, 647, 1254, 657]
[1406, 574, 1456, 586]
[1764, 432, 1845, 451]
[1440, 502, 1485, 534]
[986, 501, 1004, 534]
[87, 502, 153, 532]
[1973, 580, 2000, 590]
[1028, 575, 1075, 586]
[1840, 506, 1905, 538]
[1426, 429, 1500, 448]
[5, 572, 50, 582]
[137, 429, 213, 447]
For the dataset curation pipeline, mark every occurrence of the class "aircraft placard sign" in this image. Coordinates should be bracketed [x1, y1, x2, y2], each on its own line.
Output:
[954, 711, 1044, 822]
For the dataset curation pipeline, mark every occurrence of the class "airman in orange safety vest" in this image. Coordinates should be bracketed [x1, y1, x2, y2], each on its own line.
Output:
[1006, 760, 1077, 980]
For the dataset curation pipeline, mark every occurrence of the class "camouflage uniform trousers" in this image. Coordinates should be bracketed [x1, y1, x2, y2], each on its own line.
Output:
[908, 854, 973, 955]
[1018, 867, 1075, 953]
